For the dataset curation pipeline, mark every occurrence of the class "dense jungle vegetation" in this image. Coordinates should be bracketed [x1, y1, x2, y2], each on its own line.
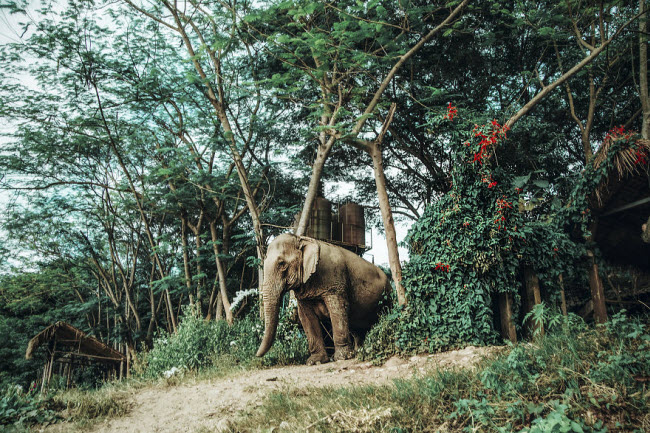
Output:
[1, 0, 649, 430]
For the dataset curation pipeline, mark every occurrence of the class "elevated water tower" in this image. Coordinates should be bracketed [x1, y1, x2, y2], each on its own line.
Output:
[294, 185, 370, 255]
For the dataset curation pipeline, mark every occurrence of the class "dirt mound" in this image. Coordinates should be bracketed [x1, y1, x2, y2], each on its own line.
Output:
[46, 346, 499, 433]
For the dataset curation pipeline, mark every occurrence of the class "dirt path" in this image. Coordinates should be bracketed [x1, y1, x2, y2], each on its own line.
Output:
[49, 346, 499, 433]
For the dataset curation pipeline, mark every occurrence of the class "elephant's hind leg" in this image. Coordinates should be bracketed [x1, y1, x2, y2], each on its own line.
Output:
[351, 331, 363, 352]
[298, 301, 329, 365]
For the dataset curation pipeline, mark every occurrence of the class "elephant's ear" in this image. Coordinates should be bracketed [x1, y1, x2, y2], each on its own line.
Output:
[300, 238, 320, 284]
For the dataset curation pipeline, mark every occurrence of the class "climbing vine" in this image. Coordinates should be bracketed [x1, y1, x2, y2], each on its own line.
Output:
[391, 107, 646, 353]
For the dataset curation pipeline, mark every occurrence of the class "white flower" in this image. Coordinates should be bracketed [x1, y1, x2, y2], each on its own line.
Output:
[230, 340, 237, 346]
[163, 367, 180, 378]
[230, 288, 259, 312]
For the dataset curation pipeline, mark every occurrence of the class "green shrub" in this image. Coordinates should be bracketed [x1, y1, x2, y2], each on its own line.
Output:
[261, 305, 308, 366]
[0, 383, 57, 429]
[142, 302, 307, 378]
[591, 311, 650, 387]
[358, 311, 399, 364]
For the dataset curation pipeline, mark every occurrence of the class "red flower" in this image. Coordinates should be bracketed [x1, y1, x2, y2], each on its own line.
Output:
[444, 102, 458, 121]
[434, 262, 450, 272]
[634, 147, 648, 165]
[496, 197, 513, 209]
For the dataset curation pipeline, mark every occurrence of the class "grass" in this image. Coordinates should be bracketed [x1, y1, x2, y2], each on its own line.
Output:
[228, 312, 650, 433]
[11, 311, 649, 433]
[16, 355, 258, 432]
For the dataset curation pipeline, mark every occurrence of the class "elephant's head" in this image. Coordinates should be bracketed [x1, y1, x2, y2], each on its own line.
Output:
[256, 234, 319, 357]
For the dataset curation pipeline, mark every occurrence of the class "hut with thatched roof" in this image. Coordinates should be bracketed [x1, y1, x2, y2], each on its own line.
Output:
[26, 321, 125, 391]
[586, 136, 650, 322]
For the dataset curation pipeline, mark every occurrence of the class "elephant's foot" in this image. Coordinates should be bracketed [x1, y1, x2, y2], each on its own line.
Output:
[306, 352, 330, 365]
[333, 346, 354, 361]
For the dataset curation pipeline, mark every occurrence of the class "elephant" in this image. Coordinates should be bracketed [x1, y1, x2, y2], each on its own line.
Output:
[255, 233, 391, 365]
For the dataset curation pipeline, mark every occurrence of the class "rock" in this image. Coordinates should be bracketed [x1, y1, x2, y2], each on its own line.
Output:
[384, 356, 407, 368]
[279, 421, 290, 430]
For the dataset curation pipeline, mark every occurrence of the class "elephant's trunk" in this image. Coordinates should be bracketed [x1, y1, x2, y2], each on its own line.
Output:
[256, 286, 281, 357]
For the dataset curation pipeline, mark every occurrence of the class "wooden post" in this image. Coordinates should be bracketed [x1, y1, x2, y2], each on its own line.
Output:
[45, 351, 55, 391]
[498, 292, 517, 343]
[523, 266, 544, 337]
[587, 250, 608, 324]
[558, 274, 568, 316]
[40, 361, 49, 393]
[65, 361, 72, 389]
[43, 337, 57, 392]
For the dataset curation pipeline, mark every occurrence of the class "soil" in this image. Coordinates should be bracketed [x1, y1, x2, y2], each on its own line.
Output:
[44, 346, 499, 433]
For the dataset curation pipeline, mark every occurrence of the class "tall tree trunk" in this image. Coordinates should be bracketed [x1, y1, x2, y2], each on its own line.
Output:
[180, 214, 194, 305]
[188, 208, 205, 310]
[344, 105, 406, 305]
[194, 232, 203, 308]
[295, 136, 337, 237]
[641, 0, 649, 139]
[209, 219, 233, 324]
[369, 143, 406, 305]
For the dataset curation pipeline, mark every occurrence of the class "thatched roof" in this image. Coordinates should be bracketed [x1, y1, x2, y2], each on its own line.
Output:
[25, 321, 125, 363]
[590, 137, 650, 269]
[592, 137, 650, 205]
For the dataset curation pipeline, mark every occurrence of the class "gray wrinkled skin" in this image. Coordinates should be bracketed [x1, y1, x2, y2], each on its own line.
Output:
[256, 234, 391, 365]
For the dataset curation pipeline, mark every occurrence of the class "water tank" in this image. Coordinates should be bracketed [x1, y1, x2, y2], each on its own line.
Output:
[340, 202, 365, 246]
[307, 197, 332, 240]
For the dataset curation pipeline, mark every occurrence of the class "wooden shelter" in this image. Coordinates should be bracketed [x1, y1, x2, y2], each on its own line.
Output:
[588, 137, 650, 322]
[25, 321, 126, 391]
[496, 137, 650, 343]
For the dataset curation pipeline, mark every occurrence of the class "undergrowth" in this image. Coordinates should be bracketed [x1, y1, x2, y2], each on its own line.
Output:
[232, 311, 650, 432]
[0, 384, 58, 431]
[0, 303, 307, 430]
[139, 304, 307, 379]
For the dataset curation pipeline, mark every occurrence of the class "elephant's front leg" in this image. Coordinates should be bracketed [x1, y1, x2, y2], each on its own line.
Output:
[323, 295, 354, 361]
[297, 301, 329, 365]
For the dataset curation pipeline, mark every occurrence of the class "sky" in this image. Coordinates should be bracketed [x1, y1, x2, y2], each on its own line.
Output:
[361, 222, 411, 268]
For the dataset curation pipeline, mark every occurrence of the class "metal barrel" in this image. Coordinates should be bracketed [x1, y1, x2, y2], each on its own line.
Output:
[307, 197, 332, 240]
[340, 202, 365, 246]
